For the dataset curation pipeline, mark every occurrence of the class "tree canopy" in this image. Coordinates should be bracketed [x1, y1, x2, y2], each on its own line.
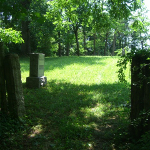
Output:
[0, 0, 148, 56]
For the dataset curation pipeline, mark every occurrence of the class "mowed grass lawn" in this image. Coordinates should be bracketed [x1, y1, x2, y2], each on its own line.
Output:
[2, 56, 131, 150]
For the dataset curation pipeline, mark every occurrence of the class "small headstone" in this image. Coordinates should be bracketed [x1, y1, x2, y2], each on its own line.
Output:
[26, 53, 47, 88]
[30, 53, 45, 77]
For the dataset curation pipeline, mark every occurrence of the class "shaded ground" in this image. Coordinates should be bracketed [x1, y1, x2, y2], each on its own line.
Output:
[1, 81, 130, 150]
[1, 56, 131, 150]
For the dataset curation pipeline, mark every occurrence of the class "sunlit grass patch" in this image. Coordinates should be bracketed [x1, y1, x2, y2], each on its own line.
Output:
[44, 56, 121, 85]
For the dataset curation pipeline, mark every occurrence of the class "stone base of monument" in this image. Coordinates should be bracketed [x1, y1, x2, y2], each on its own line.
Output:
[26, 76, 47, 88]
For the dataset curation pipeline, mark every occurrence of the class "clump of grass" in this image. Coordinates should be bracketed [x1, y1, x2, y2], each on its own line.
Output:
[1, 56, 131, 150]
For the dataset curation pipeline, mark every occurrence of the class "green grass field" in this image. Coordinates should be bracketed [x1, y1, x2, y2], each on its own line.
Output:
[1, 56, 131, 150]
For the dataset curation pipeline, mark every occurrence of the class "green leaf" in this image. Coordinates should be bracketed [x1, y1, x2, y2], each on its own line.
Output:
[0, 28, 24, 44]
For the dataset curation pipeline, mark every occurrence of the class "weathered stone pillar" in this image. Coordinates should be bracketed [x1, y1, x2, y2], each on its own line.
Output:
[26, 53, 47, 88]
[4, 54, 25, 119]
[0, 42, 7, 114]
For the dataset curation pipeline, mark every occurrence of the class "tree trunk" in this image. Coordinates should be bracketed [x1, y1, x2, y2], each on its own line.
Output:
[112, 32, 116, 56]
[21, 21, 31, 55]
[66, 30, 70, 56]
[104, 32, 108, 56]
[93, 33, 96, 55]
[74, 25, 79, 56]
[0, 42, 7, 114]
[83, 27, 86, 53]
[124, 36, 127, 47]
[58, 31, 61, 57]
[21, 0, 31, 55]
[118, 32, 122, 49]
[66, 42, 70, 56]
[141, 41, 144, 50]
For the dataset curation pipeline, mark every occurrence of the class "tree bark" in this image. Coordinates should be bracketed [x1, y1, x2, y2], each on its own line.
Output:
[74, 24, 79, 56]
[118, 32, 122, 49]
[93, 33, 96, 55]
[58, 31, 61, 57]
[66, 42, 70, 56]
[104, 32, 108, 56]
[21, 0, 31, 55]
[21, 21, 31, 55]
[83, 27, 86, 54]
[112, 32, 116, 56]
[0, 42, 7, 114]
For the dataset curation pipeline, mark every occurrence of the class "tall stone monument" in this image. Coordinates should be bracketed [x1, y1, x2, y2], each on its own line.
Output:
[26, 53, 47, 88]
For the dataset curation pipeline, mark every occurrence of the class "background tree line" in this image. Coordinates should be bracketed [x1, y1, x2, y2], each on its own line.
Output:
[0, 0, 149, 57]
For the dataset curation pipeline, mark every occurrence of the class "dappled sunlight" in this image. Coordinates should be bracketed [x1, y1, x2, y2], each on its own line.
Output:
[21, 78, 130, 148]
[1, 79, 130, 149]
[0, 56, 131, 149]
[80, 103, 106, 119]
[28, 124, 43, 138]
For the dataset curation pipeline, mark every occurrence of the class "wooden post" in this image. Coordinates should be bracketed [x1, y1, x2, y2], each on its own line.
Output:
[4, 54, 25, 119]
[0, 42, 7, 114]
[130, 54, 150, 138]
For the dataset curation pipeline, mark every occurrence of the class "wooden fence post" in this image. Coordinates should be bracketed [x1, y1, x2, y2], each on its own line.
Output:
[0, 42, 7, 114]
[4, 54, 25, 119]
[130, 54, 150, 138]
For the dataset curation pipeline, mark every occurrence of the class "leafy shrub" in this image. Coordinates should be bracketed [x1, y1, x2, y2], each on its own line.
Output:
[130, 131, 150, 150]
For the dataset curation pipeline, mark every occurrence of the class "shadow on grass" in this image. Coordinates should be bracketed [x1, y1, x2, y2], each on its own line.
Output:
[1, 80, 130, 150]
